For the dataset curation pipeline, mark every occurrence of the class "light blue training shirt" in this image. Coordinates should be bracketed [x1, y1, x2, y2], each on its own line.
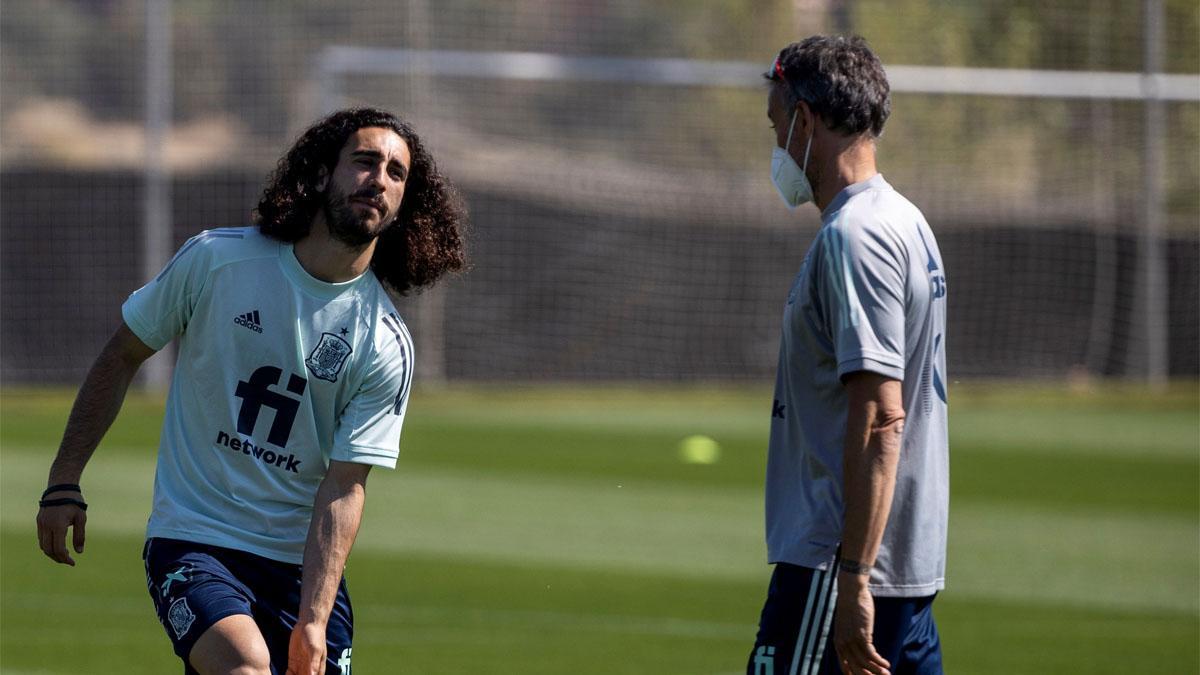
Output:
[123, 227, 414, 564]
[765, 174, 949, 597]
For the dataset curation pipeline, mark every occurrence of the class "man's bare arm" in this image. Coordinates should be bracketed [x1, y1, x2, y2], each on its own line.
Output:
[834, 371, 904, 675]
[287, 460, 371, 675]
[37, 322, 155, 565]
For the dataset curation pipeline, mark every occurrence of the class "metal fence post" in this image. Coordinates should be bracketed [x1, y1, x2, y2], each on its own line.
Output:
[1137, 0, 1168, 386]
[141, 0, 173, 390]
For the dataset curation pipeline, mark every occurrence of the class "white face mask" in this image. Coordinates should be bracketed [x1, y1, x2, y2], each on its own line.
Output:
[770, 108, 815, 209]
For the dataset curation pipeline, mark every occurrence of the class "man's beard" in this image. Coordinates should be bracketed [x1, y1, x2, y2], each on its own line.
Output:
[323, 187, 390, 248]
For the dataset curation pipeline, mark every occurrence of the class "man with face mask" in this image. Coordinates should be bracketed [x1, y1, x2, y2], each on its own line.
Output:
[748, 37, 949, 675]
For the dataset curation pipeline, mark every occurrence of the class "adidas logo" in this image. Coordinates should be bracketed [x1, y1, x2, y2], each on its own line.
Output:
[234, 310, 263, 333]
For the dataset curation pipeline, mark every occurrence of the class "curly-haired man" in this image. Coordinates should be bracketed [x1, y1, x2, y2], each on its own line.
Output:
[37, 108, 466, 674]
[749, 37, 948, 675]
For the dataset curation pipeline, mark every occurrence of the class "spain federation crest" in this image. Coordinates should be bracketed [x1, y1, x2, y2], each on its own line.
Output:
[306, 332, 353, 382]
[168, 597, 196, 638]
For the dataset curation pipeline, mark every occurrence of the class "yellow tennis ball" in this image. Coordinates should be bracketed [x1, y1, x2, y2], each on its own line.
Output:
[678, 435, 720, 464]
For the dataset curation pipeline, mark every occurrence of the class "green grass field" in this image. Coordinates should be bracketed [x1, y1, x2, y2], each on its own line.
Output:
[2, 383, 1197, 674]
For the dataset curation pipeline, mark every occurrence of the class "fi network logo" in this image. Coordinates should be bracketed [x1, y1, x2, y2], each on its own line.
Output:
[234, 365, 307, 447]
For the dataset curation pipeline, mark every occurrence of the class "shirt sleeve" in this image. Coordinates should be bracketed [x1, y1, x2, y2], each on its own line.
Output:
[815, 218, 906, 381]
[121, 233, 214, 350]
[330, 315, 414, 469]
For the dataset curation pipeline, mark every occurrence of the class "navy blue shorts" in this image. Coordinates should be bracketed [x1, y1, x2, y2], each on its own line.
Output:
[748, 563, 943, 675]
[143, 537, 354, 674]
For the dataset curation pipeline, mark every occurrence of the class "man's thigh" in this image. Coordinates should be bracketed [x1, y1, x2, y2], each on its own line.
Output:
[747, 563, 841, 675]
[144, 537, 264, 671]
[188, 614, 272, 674]
[872, 594, 942, 675]
[747, 566, 944, 675]
[144, 538, 355, 673]
[251, 573, 355, 674]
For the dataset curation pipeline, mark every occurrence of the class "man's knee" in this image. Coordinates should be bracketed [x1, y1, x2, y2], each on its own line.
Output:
[191, 644, 271, 675]
[225, 666, 271, 675]
[189, 614, 272, 675]
[192, 659, 270, 675]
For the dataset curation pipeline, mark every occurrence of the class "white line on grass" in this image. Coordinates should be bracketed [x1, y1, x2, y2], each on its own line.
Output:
[3, 591, 749, 641]
[4, 449, 1195, 616]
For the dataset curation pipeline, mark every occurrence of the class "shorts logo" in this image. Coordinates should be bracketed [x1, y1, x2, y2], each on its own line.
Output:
[168, 597, 196, 638]
[752, 645, 775, 675]
[306, 333, 352, 382]
[337, 647, 352, 674]
[160, 565, 191, 597]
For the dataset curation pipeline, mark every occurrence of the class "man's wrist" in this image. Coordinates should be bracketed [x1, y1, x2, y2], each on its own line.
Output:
[295, 611, 329, 629]
[39, 483, 88, 510]
[43, 483, 83, 497]
[837, 558, 872, 576]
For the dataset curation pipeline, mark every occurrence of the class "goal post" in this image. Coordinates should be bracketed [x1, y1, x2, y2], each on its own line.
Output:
[311, 47, 1199, 383]
[315, 47, 1200, 104]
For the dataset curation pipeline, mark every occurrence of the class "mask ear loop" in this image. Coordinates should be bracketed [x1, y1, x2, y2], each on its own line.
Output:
[800, 120, 814, 173]
[784, 106, 815, 175]
[784, 108, 798, 152]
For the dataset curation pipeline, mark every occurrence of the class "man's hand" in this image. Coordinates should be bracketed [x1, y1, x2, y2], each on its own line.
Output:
[834, 572, 891, 675]
[36, 489, 87, 566]
[286, 621, 327, 675]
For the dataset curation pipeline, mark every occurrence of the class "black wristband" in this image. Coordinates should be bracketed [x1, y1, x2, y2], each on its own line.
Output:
[42, 484, 82, 499]
[838, 559, 872, 576]
[39, 497, 88, 511]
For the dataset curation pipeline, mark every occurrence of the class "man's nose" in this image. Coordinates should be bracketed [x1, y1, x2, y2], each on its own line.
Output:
[360, 163, 388, 190]
[364, 165, 386, 191]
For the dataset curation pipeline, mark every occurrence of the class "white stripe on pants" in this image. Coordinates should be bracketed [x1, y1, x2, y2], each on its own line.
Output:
[789, 566, 838, 675]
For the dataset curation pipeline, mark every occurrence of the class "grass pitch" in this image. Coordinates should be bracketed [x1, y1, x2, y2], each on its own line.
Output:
[2, 383, 1197, 673]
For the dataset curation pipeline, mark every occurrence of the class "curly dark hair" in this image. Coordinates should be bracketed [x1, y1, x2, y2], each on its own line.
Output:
[255, 107, 467, 295]
[765, 35, 890, 138]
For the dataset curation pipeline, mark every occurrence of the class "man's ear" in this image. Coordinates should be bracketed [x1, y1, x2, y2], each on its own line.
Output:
[795, 99, 817, 139]
[314, 166, 329, 193]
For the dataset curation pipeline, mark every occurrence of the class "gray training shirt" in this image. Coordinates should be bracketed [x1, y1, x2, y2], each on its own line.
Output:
[765, 173, 948, 597]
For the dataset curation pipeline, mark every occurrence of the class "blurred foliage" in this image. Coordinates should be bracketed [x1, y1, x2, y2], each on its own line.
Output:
[856, 0, 1199, 73]
[853, 0, 1200, 226]
[1, 0, 1197, 225]
[5, 0, 1196, 119]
